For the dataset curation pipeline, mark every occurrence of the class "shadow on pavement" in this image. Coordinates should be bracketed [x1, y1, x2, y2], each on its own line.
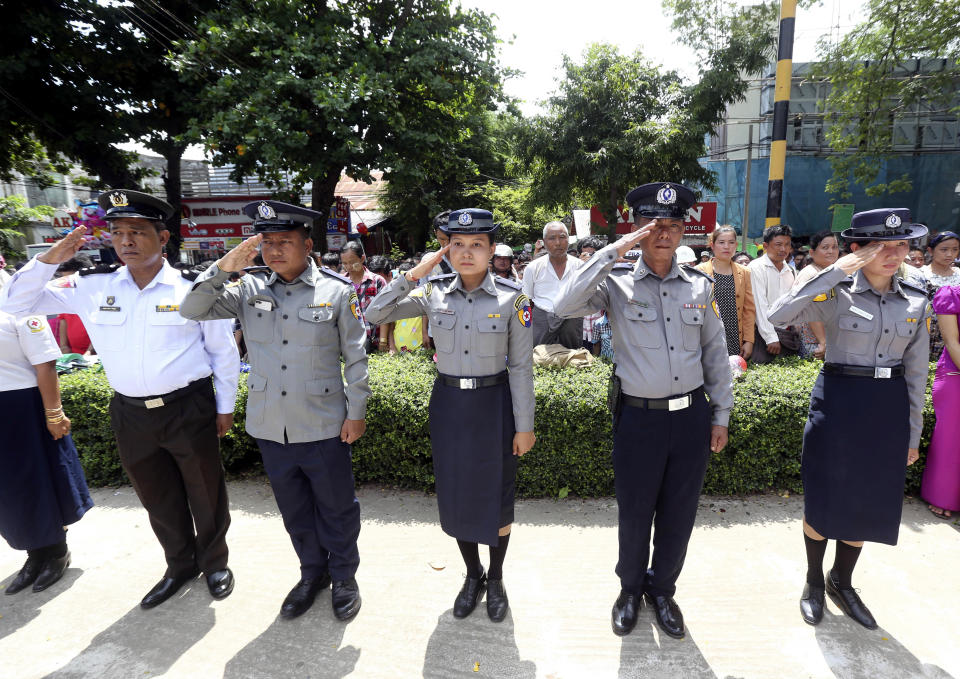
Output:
[814, 609, 954, 679]
[617, 618, 719, 679]
[44, 582, 215, 678]
[0, 567, 83, 641]
[422, 608, 535, 678]
[222, 595, 359, 679]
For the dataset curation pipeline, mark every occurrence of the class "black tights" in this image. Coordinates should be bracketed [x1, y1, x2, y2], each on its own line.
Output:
[456, 532, 512, 580]
[804, 534, 862, 588]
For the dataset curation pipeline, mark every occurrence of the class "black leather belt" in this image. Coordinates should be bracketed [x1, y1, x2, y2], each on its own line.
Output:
[822, 363, 904, 379]
[115, 377, 210, 409]
[622, 387, 704, 411]
[438, 372, 509, 390]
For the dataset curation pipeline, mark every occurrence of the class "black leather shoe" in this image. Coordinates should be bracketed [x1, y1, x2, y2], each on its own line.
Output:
[331, 578, 361, 621]
[826, 570, 877, 630]
[644, 593, 685, 639]
[800, 582, 825, 625]
[5, 556, 43, 595]
[140, 566, 200, 609]
[453, 569, 487, 619]
[486, 579, 509, 622]
[280, 574, 331, 620]
[32, 552, 71, 592]
[611, 590, 640, 636]
[206, 568, 234, 600]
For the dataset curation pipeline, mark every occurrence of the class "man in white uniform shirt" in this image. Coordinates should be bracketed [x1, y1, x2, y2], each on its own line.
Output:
[748, 224, 798, 363]
[0, 189, 240, 610]
[522, 221, 583, 348]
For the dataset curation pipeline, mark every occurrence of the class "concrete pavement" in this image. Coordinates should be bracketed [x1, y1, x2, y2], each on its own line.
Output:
[1, 480, 958, 679]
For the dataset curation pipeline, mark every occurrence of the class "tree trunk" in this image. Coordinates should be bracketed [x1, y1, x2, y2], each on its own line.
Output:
[162, 143, 186, 260]
[606, 182, 621, 240]
[310, 167, 343, 249]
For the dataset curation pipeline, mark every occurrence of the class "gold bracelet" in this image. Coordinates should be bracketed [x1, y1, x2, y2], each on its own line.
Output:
[47, 415, 65, 424]
[45, 406, 63, 412]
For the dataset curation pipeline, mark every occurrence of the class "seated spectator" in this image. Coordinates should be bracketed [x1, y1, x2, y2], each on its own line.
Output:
[53, 254, 94, 355]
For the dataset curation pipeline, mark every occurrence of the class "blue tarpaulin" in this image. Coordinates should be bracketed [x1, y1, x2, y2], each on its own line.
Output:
[700, 153, 960, 238]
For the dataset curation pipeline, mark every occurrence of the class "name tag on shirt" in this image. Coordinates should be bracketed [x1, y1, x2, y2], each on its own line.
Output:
[435, 309, 455, 315]
[99, 306, 121, 312]
[849, 305, 873, 321]
[155, 304, 180, 312]
[307, 303, 333, 308]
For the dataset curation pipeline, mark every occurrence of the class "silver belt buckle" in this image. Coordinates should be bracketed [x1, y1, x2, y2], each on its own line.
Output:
[144, 397, 165, 408]
[459, 378, 476, 390]
[668, 395, 690, 411]
[874, 367, 892, 379]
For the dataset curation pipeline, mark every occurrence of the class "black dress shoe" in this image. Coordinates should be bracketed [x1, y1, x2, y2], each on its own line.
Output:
[32, 552, 71, 592]
[280, 574, 331, 620]
[331, 578, 361, 621]
[826, 570, 877, 630]
[140, 567, 200, 609]
[644, 593, 685, 639]
[486, 579, 509, 622]
[5, 556, 43, 595]
[800, 582, 825, 625]
[453, 569, 487, 619]
[611, 590, 640, 636]
[206, 568, 234, 600]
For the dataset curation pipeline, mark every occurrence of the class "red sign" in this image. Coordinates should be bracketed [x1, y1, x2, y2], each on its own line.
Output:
[683, 202, 717, 235]
[180, 196, 269, 238]
[328, 197, 350, 234]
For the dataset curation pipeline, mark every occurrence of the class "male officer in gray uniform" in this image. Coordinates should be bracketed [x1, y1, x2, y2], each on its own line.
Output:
[180, 200, 370, 622]
[555, 183, 733, 640]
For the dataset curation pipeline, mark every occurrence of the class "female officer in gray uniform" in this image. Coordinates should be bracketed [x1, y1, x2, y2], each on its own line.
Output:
[769, 208, 930, 630]
[365, 208, 535, 623]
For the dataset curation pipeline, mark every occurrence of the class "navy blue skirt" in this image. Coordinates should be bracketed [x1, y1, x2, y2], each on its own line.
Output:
[428, 377, 517, 547]
[802, 372, 909, 545]
[0, 387, 93, 551]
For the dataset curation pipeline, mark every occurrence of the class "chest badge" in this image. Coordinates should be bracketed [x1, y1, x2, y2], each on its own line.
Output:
[106, 296, 115, 305]
[155, 304, 180, 313]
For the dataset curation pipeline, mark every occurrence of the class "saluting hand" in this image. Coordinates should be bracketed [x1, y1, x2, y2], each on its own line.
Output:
[217, 233, 263, 272]
[614, 221, 656, 258]
[513, 431, 536, 457]
[710, 425, 728, 453]
[406, 244, 451, 282]
[37, 226, 87, 265]
[836, 241, 883, 275]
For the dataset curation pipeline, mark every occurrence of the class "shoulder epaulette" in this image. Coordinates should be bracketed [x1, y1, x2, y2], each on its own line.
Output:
[899, 278, 927, 295]
[242, 266, 272, 276]
[682, 264, 713, 282]
[612, 262, 635, 272]
[318, 267, 351, 284]
[78, 263, 120, 277]
[493, 275, 521, 290]
[427, 272, 457, 282]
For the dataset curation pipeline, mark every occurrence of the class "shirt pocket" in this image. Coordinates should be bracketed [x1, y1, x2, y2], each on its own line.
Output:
[87, 307, 127, 351]
[889, 320, 918, 356]
[679, 307, 705, 351]
[430, 312, 457, 354]
[476, 316, 507, 357]
[243, 298, 276, 343]
[837, 314, 873, 355]
[305, 377, 346, 422]
[246, 372, 267, 423]
[148, 311, 192, 350]
[295, 306, 337, 346]
[622, 305, 662, 349]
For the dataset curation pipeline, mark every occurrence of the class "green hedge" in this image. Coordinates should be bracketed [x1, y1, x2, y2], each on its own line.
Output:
[60, 353, 936, 497]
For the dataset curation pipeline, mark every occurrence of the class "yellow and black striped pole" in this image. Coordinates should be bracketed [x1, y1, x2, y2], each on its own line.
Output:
[766, 0, 796, 228]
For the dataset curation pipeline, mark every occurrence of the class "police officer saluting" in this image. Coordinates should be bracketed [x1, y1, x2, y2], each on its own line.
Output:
[0, 189, 240, 608]
[365, 209, 535, 623]
[554, 183, 733, 639]
[768, 209, 930, 630]
[179, 201, 370, 622]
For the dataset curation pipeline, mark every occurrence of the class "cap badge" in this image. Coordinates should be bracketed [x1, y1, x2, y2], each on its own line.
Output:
[885, 213, 902, 228]
[656, 185, 676, 205]
[458, 212, 473, 226]
[109, 192, 129, 208]
[257, 202, 277, 220]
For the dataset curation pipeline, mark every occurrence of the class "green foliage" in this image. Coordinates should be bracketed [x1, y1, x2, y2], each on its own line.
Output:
[463, 179, 564, 247]
[812, 0, 960, 199]
[0, 195, 54, 260]
[61, 354, 938, 499]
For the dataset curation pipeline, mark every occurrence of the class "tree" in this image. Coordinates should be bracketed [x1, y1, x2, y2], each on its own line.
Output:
[812, 0, 960, 199]
[462, 179, 564, 247]
[172, 0, 510, 245]
[0, 195, 54, 261]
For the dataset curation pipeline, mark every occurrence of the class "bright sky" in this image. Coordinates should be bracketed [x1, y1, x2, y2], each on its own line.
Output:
[127, 0, 867, 161]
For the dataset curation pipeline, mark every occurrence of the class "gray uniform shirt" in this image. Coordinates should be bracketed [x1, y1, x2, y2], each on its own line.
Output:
[179, 260, 370, 444]
[768, 265, 930, 448]
[365, 272, 535, 432]
[554, 243, 734, 427]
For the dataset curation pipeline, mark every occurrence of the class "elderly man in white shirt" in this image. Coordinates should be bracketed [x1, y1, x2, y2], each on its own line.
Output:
[748, 224, 798, 363]
[522, 221, 583, 349]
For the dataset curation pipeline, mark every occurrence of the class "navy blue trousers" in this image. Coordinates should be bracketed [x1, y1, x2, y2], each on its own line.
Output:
[256, 437, 361, 580]
[613, 392, 711, 598]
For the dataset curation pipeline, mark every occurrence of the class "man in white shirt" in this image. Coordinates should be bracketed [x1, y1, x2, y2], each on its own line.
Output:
[748, 224, 798, 363]
[0, 189, 240, 610]
[522, 221, 583, 348]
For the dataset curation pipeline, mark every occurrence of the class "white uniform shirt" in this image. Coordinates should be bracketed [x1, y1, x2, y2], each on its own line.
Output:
[0, 311, 61, 392]
[0, 257, 239, 412]
[748, 253, 796, 344]
[521, 254, 583, 313]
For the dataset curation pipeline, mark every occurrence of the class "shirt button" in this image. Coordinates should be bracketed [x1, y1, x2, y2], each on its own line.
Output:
[878, 354, 883, 358]
[662, 292, 668, 297]
[464, 350, 469, 354]
[666, 317, 671, 322]
[674, 376, 679, 381]
[282, 314, 288, 320]
[281, 365, 287, 370]
[670, 346, 675, 350]
[282, 339, 288, 345]
[281, 391, 287, 396]
[884, 329, 889, 334]
[286, 291, 291, 296]
[492, 325, 497, 329]
[852, 323, 858, 328]
[881, 300, 886, 304]
[465, 325, 470, 329]
[257, 312, 262, 318]
[468, 299, 473, 304]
